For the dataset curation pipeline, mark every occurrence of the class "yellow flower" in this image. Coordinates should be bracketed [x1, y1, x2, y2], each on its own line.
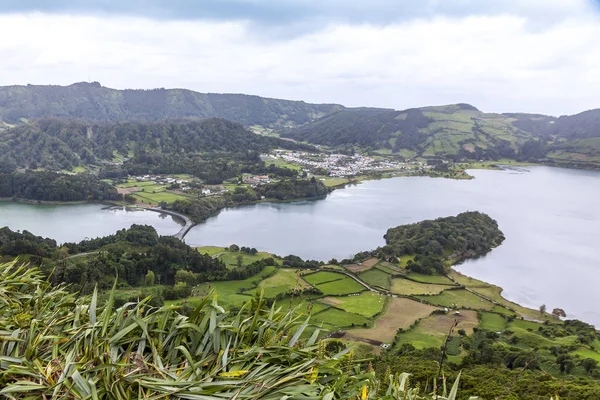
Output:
[361, 385, 367, 399]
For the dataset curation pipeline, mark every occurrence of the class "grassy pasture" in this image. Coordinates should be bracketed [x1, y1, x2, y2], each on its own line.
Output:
[416, 289, 494, 310]
[191, 266, 277, 308]
[316, 277, 365, 295]
[359, 268, 391, 290]
[312, 308, 370, 328]
[479, 312, 507, 332]
[394, 310, 479, 350]
[196, 246, 228, 256]
[275, 297, 330, 315]
[349, 298, 440, 343]
[218, 251, 278, 268]
[391, 278, 449, 296]
[303, 271, 345, 286]
[319, 292, 385, 318]
[244, 268, 309, 298]
[406, 273, 455, 285]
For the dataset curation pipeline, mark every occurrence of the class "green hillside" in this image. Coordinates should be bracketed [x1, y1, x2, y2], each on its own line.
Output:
[284, 103, 600, 167]
[0, 82, 343, 128]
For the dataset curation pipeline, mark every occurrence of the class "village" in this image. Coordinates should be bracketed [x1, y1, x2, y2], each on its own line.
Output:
[263, 150, 424, 177]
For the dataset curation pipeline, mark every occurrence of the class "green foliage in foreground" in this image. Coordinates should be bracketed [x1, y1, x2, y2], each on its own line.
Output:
[0, 261, 471, 399]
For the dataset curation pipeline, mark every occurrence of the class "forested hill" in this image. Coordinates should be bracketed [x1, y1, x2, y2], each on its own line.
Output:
[0, 82, 344, 127]
[0, 118, 313, 171]
[283, 104, 600, 166]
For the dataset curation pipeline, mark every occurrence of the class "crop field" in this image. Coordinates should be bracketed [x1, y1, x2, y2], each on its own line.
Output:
[303, 271, 345, 286]
[316, 277, 365, 295]
[374, 263, 399, 275]
[394, 310, 479, 350]
[447, 270, 490, 287]
[312, 307, 370, 328]
[479, 312, 507, 332]
[244, 268, 309, 298]
[416, 289, 494, 310]
[319, 292, 385, 317]
[391, 278, 449, 296]
[133, 191, 188, 205]
[192, 266, 277, 308]
[359, 268, 391, 289]
[406, 273, 455, 285]
[349, 298, 440, 343]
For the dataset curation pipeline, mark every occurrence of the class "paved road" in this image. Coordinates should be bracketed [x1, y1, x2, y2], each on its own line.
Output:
[143, 207, 195, 240]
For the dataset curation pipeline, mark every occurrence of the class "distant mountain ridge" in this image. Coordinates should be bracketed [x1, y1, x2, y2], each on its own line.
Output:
[0, 82, 348, 128]
[1, 82, 600, 167]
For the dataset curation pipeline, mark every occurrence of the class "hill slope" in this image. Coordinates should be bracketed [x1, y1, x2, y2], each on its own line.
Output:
[284, 104, 535, 159]
[0, 82, 344, 128]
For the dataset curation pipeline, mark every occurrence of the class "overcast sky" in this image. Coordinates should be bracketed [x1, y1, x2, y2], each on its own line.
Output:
[0, 0, 599, 115]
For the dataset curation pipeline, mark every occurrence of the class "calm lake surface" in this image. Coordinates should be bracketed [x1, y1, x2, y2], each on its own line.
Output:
[1, 166, 599, 325]
[0, 203, 183, 243]
[185, 166, 600, 325]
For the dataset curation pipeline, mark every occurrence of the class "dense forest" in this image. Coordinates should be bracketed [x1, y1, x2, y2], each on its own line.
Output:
[342, 212, 505, 275]
[0, 82, 343, 126]
[0, 171, 119, 201]
[0, 225, 275, 301]
[0, 118, 315, 171]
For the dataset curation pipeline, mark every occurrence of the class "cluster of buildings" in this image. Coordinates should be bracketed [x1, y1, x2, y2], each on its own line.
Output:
[243, 175, 271, 185]
[132, 175, 192, 191]
[266, 151, 406, 178]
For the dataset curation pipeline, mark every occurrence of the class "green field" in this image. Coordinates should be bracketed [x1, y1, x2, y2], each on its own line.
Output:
[316, 277, 365, 295]
[391, 278, 449, 296]
[312, 307, 370, 328]
[359, 268, 391, 289]
[132, 191, 188, 205]
[196, 246, 228, 256]
[416, 289, 494, 310]
[406, 273, 455, 285]
[479, 312, 506, 332]
[303, 271, 346, 286]
[190, 266, 277, 308]
[319, 292, 386, 318]
[244, 268, 309, 298]
[218, 251, 279, 268]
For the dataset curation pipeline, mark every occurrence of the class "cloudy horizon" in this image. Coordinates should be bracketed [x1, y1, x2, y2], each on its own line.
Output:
[1, 0, 600, 116]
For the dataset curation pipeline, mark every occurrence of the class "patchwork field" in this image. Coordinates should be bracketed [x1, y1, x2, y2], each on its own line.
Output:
[191, 266, 277, 308]
[312, 307, 370, 328]
[349, 298, 440, 343]
[391, 278, 450, 296]
[394, 310, 479, 350]
[245, 268, 310, 298]
[416, 289, 494, 310]
[303, 271, 345, 285]
[359, 268, 391, 289]
[316, 277, 365, 295]
[319, 292, 385, 317]
[406, 273, 455, 285]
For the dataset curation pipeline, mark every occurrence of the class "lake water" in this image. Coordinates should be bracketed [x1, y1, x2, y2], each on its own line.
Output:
[1, 166, 599, 325]
[184, 166, 600, 325]
[0, 203, 183, 243]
